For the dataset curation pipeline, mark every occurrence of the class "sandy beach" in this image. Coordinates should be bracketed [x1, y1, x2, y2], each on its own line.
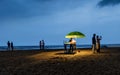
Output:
[0, 47, 120, 75]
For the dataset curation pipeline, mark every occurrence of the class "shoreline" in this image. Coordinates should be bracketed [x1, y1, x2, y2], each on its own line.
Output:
[0, 46, 120, 52]
[0, 44, 120, 51]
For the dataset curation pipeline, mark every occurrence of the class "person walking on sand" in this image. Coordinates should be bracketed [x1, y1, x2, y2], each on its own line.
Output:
[96, 35, 102, 53]
[7, 41, 10, 50]
[11, 42, 14, 51]
[92, 34, 96, 53]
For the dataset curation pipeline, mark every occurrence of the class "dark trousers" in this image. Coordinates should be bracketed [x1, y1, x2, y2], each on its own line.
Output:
[70, 44, 73, 53]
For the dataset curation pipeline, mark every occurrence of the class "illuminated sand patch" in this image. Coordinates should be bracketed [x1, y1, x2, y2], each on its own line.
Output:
[27, 50, 94, 63]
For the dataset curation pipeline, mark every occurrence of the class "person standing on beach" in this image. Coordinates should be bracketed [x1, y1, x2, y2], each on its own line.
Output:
[39, 40, 42, 50]
[41, 40, 45, 50]
[69, 38, 74, 53]
[96, 35, 102, 53]
[7, 41, 10, 50]
[92, 34, 96, 53]
[11, 42, 14, 51]
[72, 39, 76, 50]
[63, 40, 67, 50]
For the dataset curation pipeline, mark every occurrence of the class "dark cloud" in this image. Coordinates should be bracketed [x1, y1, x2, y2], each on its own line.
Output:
[0, 0, 51, 18]
[0, 0, 82, 20]
[98, 0, 120, 7]
[0, 0, 28, 19]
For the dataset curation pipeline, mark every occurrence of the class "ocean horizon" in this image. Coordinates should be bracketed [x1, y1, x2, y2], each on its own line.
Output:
[0, 44, 120, 51]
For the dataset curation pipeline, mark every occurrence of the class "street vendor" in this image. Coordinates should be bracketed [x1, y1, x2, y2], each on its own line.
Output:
[69, 38, 76, 52]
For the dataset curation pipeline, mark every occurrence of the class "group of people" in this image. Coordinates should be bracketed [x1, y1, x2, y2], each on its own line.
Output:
[7, 41, 14, 51]
[92, 34, 102, 53]
[7, 40, 44, 51]
[64, 38, 76, 53]
[39, 40, 45, 50]
[6, 34, 101, 52]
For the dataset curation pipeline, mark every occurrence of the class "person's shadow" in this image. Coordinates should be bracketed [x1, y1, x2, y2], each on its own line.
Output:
[55, 52, 76, 55]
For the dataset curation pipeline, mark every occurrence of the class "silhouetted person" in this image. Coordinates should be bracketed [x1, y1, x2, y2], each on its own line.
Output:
[63, 41, 67, 50]
[69, 38, 74, 53]
[92, 34, 96, 53]
[11, 42, 14, 51]
[41, 40, 45, 50]
[39, 41, 42, 50]
[96, 35, 102, 53]
[7, 41, 10, 50]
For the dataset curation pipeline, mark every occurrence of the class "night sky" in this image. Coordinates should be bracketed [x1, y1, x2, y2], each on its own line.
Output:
[0, 0, 120, 46]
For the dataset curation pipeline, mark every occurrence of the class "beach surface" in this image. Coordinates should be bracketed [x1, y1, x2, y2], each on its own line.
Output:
[0, 48, 120, 75]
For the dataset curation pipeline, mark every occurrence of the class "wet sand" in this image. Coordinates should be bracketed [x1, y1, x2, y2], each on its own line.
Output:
[0, 47, 120, 75]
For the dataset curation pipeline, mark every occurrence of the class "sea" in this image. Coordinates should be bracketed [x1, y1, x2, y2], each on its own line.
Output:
[0, 44, 120, 51]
